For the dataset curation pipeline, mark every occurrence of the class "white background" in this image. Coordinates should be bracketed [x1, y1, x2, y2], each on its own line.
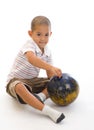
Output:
[0, 0, 94, 130]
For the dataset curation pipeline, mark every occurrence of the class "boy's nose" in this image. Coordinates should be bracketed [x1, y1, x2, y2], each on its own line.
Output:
[41, 36, 45, 41]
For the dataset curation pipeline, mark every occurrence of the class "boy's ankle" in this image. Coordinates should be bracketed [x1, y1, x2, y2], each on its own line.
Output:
[32, 93, 44, 104]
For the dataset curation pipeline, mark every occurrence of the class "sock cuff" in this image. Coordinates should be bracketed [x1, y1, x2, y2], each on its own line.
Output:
[37, 93, 46, 101]
[42, 105, 49, 114]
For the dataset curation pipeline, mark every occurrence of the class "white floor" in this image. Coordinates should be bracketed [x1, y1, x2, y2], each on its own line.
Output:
[0, 0, 94, 130]
[0, 80, 94, 130]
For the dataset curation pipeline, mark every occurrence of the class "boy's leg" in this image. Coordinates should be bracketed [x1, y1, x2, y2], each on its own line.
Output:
[15, 83, 44, 110]
[15, 83, 65, 123]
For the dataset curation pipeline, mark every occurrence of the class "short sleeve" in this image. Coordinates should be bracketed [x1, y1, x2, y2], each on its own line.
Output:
[21, 40, 36, 54]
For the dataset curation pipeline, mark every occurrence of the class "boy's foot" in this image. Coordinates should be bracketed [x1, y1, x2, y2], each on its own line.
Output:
[56, 113, 65, 123]
[42, 105, 65, 123]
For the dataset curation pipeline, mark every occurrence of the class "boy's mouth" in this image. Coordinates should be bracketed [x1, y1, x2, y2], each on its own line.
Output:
[39, 42, 46, 44]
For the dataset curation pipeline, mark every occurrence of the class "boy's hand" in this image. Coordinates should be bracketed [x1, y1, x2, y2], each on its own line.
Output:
[46, 66, 62, 78]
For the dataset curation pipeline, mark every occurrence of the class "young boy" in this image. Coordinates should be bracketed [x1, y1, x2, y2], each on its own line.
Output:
[6, 16, 65, 123]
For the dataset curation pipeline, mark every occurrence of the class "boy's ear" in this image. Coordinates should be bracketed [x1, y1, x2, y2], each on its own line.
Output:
[50, 32, 52, 36]
[28, 30, 32, 37]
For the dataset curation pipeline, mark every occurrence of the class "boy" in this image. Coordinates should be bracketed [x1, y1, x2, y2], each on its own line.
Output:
[6, 16, 65, 123]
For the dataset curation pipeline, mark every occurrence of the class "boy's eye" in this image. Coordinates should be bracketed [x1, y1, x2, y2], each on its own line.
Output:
[37, 33, 41, 36]
[45, 33, 49, 36]
[36, 33, 49, 37]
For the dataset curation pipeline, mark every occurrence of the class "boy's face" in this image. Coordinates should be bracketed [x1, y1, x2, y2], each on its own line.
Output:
[28, 25, 52, 50]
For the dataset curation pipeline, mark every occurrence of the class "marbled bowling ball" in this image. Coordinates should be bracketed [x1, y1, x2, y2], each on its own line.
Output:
[47, 73, 79, 106]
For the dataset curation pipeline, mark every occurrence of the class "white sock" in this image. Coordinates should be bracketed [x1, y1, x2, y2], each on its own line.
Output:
[42, 105, 65, 123]
[37, 93, 46, 102]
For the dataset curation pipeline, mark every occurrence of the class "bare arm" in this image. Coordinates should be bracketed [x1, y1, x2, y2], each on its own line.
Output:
[25, 51, 62, 78]
[25, 51, 52, 70]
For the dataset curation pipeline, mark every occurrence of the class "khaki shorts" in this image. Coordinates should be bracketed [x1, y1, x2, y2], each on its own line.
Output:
[6, 77, 50, 104]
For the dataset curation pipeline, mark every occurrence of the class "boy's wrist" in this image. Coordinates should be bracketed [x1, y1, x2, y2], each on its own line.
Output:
[46, 64, 53, 71]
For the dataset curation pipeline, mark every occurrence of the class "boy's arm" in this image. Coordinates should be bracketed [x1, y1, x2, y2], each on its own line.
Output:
[25, 51, 52, 71]
[25, 51, 62, 78]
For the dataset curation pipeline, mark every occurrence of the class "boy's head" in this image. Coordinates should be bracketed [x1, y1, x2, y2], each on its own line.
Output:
[31, 16, 51, 31]
[28, 16, 52, 51]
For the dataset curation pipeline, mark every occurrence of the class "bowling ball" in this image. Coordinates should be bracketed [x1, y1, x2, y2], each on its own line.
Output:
[47, 73, 79, 106]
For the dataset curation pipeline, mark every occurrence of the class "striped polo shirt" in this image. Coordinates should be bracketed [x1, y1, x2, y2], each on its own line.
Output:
[7, 38, 52, 83]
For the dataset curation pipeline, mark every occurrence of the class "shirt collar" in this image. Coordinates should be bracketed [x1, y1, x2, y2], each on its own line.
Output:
[31, 38, 51, 57]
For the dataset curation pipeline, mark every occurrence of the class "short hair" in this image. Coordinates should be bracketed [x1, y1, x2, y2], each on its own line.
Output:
[31, 16, 51, 31]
